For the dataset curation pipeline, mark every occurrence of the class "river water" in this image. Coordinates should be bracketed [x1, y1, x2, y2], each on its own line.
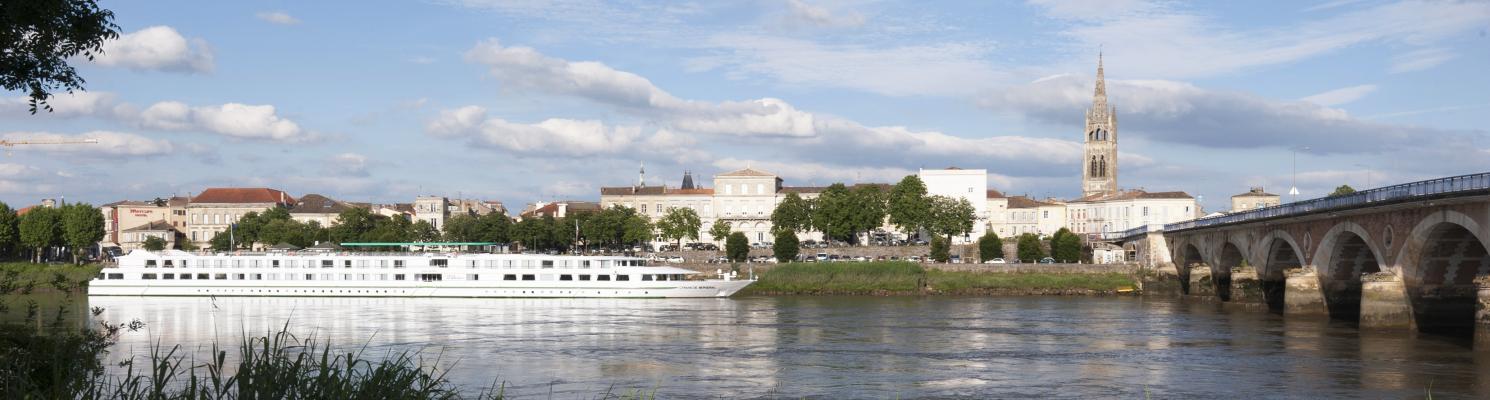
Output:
[87, 295, 1490, 399]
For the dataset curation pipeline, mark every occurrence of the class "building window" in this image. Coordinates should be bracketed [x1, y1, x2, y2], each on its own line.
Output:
[756, 183, 764, 194]
[725, 185, 732, 195]
[1142, 207, 1149, 216]
[641, 204, 647, 214]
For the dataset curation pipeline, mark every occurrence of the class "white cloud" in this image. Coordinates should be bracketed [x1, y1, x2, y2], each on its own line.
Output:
[1390, 47, 1458, 73]
[256, 11, 301, 25]
[784, 0, 866, 28]
[689, 34, 1003, 97]
[425, 105, 488, 137]
[0, 131, 173, 157]
[0, 91, 121, 118]
[95, 26, 214, 73]
[1034, 0, 1490, 78]
[714, 157, 913, 184]
[138, 102, 309, 141]
[328, 153, 369, 177]
[1299, 84, 1377, 106]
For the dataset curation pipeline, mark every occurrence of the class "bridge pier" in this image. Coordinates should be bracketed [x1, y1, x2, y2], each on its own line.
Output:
[1360, 272, 1413, 330]
[1477, 276, 1490, 352]
[1229, 265, 1264, 304]
[1285, 266, 1328, 315]
[1189, 265, 1214, 299]
[1142, 263, 1183, 296]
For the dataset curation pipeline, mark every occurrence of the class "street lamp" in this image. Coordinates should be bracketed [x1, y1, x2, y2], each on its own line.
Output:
[1290, 146, 1310, 203]
[1354, 163, 1372, 189]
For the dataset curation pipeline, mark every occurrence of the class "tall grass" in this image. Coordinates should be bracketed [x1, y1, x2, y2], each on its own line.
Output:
[742, 261, 1137, 295]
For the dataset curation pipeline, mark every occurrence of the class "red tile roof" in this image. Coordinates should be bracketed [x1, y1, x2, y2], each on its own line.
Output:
[191, 188, 295, 205]
[986, 189, 1006, 199]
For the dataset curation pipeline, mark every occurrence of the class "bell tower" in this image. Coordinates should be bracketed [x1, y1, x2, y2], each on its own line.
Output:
[1082, 52, 1118, 197]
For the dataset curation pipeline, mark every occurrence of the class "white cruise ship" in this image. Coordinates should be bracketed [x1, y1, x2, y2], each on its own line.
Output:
[91, 250, 753, 298]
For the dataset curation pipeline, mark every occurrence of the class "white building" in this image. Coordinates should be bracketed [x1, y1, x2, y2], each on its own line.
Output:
[1066, 190, 1197, 235]
[919, 167, 988, 244]
[186, 188, 295, 247]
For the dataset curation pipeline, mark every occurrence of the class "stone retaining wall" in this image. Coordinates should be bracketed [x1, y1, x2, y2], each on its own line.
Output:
[669, 262, 1136, 275]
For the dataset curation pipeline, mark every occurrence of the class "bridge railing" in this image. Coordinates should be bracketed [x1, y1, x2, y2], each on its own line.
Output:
[1166, 171, 1490, 232]
[1098, 224, 1161, 241]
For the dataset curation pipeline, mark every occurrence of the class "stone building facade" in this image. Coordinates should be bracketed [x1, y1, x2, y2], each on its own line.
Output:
[1231, 187, 1280, 212]
[186, 188, 295, 247]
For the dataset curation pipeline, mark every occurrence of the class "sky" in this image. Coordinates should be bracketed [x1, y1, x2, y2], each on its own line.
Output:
[2, 0, 1488, 213]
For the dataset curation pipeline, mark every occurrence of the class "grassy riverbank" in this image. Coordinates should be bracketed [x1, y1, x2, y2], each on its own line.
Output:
[739, 262, 1137, 296]
[0, 262, 101, 291]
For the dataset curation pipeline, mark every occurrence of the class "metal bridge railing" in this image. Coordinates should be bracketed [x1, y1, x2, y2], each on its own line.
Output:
[1098, 224, 1161, 241]
[1165, 171, 1490, 232]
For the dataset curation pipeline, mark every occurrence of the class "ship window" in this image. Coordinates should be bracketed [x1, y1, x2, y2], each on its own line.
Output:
[521, 274, 535, 281]
[215, 273, 227, 280]
[253, 274, 263, 280]
[504, 260, 514, 268]
[344, 260, 352, 268]
[395, 274, 406, 281]
[272, 260, 280, 268]
[235, 274, 246, 280]
[641, 274, 653, 281]
[560, 274, 573, 281]
[233, 260, 243, 268]
[146, 260, 157, 267]
[616, 275, 630, 281]
[142, 273, 157, 280]
[378, 260, 388, 268]
[432, 259, 448, 268]
[358, 260, 370, 268]
[197, 273, 208, 280]
[541, 260, 554, 268]
[656, 274, 668, 281]
[578, 275, 591, 281]
[417, 274, 442, 282]
[597, 275, 611, 281]
[342, 274, 352, 281]
[162, 273, 175, 280]
[394, 260, 405, 268]
[107, 273, 123, 280]
[503, 274, 516, 281]
[180, 273, 193, 280]
[467, 274, 479, 280]
[321, 260, 333, 268]
[305, 274, 315, 280]
[163, 260, 173, 268]
[582, 261, 591, 268]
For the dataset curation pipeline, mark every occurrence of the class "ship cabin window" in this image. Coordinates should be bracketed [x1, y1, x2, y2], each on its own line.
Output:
[641, 274, 653, 281]
[233, 260, 243, 268]
[142, 273, 157, 280]
[179, 273, 193, 280]
[541, 260, 554, 269]
[540, 274, 554, 281]
[304, 274, 315, 281]
[321, 260, 334, 268]
[616, 275, 630, 281]
[249, 260, 260, 268]
[597, 275, 611, 281]
[358, 260, 369, 268]
[504, 260, 515, 268]
[342, 274, 352, 281]
[417, 274, 443, 282]
[582, 261, 591, 268]
[235, 274, 246, 280]
[503, 274, 517, 281]
[378, 260, 388, 268]
[466, 274, 478, 281]
[560, 274, 573, 281]
[673, 274, 686, 280]
[197, 273, 208, 280]
[253, 274, 263, 280]
[215, 273, 228, 280]
[145, 260, 157, 268]
[343, 260, 352, 268]
[656, 274, 668, 281]
[432, 259, 448, 268]
[107, 273, 123, 280]
[272, 260, 280, 268]
[394, 274, 406, 281]
[163, 260, 173, 268]
[521, 274, 536, 281]
[578, 275, 591, 281]
[162, 273, 174, 280]
[394, 260, 405, 269]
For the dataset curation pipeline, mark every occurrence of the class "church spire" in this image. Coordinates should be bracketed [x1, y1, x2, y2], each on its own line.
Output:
[1092, 51, 1108, 113]
[638, 161, 646, 187]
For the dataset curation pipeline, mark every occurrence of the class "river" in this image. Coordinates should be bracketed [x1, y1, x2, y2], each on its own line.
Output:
[86, 295, 1490, 399]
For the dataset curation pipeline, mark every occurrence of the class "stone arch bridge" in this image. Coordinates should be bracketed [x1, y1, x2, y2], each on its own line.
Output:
[1108, 173, 1490, 350]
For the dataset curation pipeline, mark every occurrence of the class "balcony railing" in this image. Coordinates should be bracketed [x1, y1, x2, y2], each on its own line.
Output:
[1165, 171, 1490, 232]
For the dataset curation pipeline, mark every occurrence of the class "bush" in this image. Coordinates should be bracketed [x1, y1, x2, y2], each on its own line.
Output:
[743, 261, 925, 294]
[1016, 233, 1044, 262]
[772, 231, 799, 262]
[1050, 228, 1082, 263]
[977, 232, 1002, 262]
[929, 235, 950, 263]
[726, 232, 749, 262]
[141, 236, 166, 251]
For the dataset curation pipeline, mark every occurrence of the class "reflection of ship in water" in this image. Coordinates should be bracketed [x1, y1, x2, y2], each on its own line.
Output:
[92, 250, 752, 298]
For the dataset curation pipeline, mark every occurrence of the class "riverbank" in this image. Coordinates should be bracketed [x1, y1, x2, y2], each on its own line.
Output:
[0, 262, 100, 292]
[737, 261, 1137, 296]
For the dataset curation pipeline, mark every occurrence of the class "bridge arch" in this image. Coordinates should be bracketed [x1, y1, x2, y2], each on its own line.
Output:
[1257, 230, 1305, 313]
[1177, 242, 1206, 295]
[1213, 241, 1245, 301]
[1312, 222, 1386, 321]
[1397, 211, 1490, 337]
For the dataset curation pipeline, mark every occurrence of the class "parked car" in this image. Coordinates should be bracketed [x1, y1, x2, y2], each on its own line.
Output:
[1039, 257, 1055, 264]
[816, 253, 829, 261]
[665, 256, 685, 263]
[914, 240, 929, 246]
[907, 256, 922, 262]
[986, 258, 1006, 264]
[949, 255, 962, 264]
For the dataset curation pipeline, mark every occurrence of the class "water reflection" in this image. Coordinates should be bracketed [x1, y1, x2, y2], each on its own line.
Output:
[86, 295, 1489, 399]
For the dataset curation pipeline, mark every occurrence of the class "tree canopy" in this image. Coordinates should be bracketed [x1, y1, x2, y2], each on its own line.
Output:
[887, 175, 930, 238]
[61, 203, 104, 263]
[726, 232, 749, 262]
[977, 231, 1003, 262]
[1050, 228, 1082, 263]
[1, 0, 120, 113]
[769, 192, 812, 234]
[709, 220, 731, 243]
[19, 206, 61, 262]
[1331, 185, 1357, 196]
[1016, 233, 1044, 262]
[656, 207, 702, 248]
[926, 195, 976, 241]
[811, 183, 855, 243]
[141, 236, 166, 251]
[772, 230, 799, 263]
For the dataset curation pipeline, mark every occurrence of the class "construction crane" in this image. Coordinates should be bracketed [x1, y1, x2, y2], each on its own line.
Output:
[0, 138, 99, 155]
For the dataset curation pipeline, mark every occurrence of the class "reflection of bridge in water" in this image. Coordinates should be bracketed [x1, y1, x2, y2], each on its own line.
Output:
[1102, 172, 1490, 349]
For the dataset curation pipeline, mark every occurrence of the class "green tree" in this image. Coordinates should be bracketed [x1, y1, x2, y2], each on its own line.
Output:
[476, 212, 512, 244]
[1331, 184, 1357, 196]
[19, 207, 61, 262]
[176, 235, 198, 251]
[772, 230, 799, 262]
[411, 220, 440, 243]
[330, 207, 382, 243]
[366, 215, 413, 244]
[926, 195, 975, 242]
[929, 235, 950, 263]
[141, 236, 166, 251]
[0, 202, 19, 258]
[1050, 228, 1082, 263]
[620, 212, 652, 249]
[0, 0, 120, 113]
[726, 232, 749, 262]
[849, 185, 887, 245]
[656, 207, 702, 250]
[977, 231, 1003, 262]
[61, 203, 104, 263]
[708, 219, 731, 243]
[811, 183, 854, 243]
[232, 211, 264, 248]
[543, 215, 571, 253]
[442, 215, 481, 242]
[1016, 233, 1044, 262]
[208, 230, 232, 252]
[770, 192, 813, 234]
[512, 218, 547, 251]
[887, 175, 930, 239]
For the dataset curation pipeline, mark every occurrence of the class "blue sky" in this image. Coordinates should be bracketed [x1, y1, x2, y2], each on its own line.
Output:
[2, 0, 1487, 212]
